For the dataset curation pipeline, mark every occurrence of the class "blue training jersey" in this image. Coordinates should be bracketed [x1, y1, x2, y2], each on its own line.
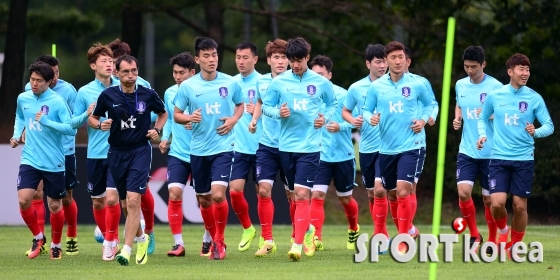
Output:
[344, 76, 380, 153]
[25, 79, 77, 155]
[162, 84, 192, 163]
[478, 84, 554, 161]
[256, 73, 281, 148]
[362, 73, 434, 155]
[455, 74, 503, 159]
[173, 72, 243, 156]
[261, 70, 338, 153]
[233, 70, 261, 154]
[321, 83, 355, 162]
[73, 78, 120, 159]
[13, 88, 76, 172]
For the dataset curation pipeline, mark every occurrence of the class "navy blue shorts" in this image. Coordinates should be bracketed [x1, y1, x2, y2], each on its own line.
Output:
[314, 159, 356, 195]
[488, 159, 534, 198]
[17, 164, 66, 199]
[456, 153, 490, 191]
[86, 158, 116, 197]
[255, 143, 288, 188]
[359, 152, 381, 190]
[65, 154, 78, 190]
[191, 152, 234, 195]
[231, 151, 257, 182]
[167, 155, 192, 189]
[107, 144, 152, 200]
[379, 147, 426, 190]
[279, 151, 320, 190]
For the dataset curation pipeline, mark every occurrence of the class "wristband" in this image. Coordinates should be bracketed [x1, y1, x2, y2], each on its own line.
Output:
[154, 127, 161, 135]
[97, 122, 101, 130]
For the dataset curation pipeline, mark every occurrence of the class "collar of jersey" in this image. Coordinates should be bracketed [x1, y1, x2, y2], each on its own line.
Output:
[385, 72, 407, 85]
[508, 83, 525, 93]
[240, 70, 260, 81]
[34, 87, 54, 99]
[94, 77, 118, 89]
[290, 68, 310, 80]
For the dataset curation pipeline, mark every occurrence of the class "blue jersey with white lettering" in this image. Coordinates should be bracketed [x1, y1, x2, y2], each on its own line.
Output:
[456, 74, 503, 159]
[261, 70, 338, 153]
[478, 84, 554, 160]
[73, 78, 120, 159]
[161, 84, 191, 163]
[25, 79, 77, 155]
[321, 83, 354, 162]
[13, 88, 76, 172]
[93, 85, 165, 149]
[256, 73, 281, 148]
[173, 72, 243, 156]
[362, 73, 434, 155]
[233, 70, 261, 154]
[344, 76, 380, 153]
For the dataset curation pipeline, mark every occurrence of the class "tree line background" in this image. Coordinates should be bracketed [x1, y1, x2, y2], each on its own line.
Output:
[0, 0, 558, 221]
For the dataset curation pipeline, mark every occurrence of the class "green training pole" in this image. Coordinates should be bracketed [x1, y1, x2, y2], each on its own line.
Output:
[52, 44, 56, 57]
[429, 16, 456, 280]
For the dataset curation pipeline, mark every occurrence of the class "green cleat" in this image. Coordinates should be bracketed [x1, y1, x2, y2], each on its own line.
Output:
[238, 226, 256, 252]
[303, 224, 316, 257]
[314, 236, 324, 251]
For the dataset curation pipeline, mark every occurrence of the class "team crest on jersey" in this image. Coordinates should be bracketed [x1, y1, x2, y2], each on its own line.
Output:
[519, 101, 528, 113]
[40, 105, 49, 115]
[456, 169, 460, 179]
[167, 171, 170, 181]
[480, 93, 487, 103]
[87, 182, 93, 191]
[219, 87, 228, 98]
[17, 176, 21, 187]
[248, 89, 256, 100]
[402, 87, 411, 97]
[307, 85, 316, 96]
[256, 166, 261, 177]
[137, 101, 146, 114]
[489, 179, 496, 190]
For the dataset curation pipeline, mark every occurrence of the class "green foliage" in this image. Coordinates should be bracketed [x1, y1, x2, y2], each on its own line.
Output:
[27, 7, 103, 40]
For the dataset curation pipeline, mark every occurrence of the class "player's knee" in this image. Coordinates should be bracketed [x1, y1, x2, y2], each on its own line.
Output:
[48, 201, 62, 213]
[311, 191, 325, 200]
[512, 202, 527, 214]
[198, 195, 213, 208]
[482, 196, 492, 208]
[258, 188, 272, 198]
[19, 198, 32, 210]
[339, 196, 351, 205]
[32, 190, 43, 200]
[373, 187, 387, 198]
[62, 196, 72, 207]
[126, 194, 141, 209]
[212, 193, 225, 203]
[294, 189, 310, 201]
[168, 188, 183, 201]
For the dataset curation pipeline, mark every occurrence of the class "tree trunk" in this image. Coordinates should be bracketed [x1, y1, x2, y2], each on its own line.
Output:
[204, 1, 226, 71]
[0, 0, 29, 132]
[121, 5, 143, 59]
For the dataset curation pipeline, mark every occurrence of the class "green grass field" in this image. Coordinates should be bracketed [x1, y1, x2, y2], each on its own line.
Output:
[0, 224, 558, 279]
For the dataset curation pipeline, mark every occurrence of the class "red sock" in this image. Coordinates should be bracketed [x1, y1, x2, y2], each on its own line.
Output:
[310, 198, 325, 239]
[63, 199, 78, 237]
[397, 196, 410, 234]
[32, 199, 45, 234]
[20, 206, 41, 236]
[342, 198, 359, 231]
[50, 210, 65, 244]
[389, 199, 399, 231]
[257, 196, 274, 240]
[368, 199, 374, 223]
[495, 216, 508, 231]
[93, 206, 107, 236]
[168, 200, 183, 235]
[230, 190, 252, 229]
[294, 199, 310, 244]
[141, 187, 155, 233]
[200, 204, 216, 239]
[510, 229, 525, 246]
[105, 204, 120, 242]
[410, 193, 417, 223]
[289, 200, 296, 238]
[459, 198, 480, 237]
[485, 205, 497, 243]
[213, 200, 229, 243]
[373, 197, 388, 236]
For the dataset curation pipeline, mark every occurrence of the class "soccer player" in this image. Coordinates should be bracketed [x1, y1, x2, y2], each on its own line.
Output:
[477, 53, 553, 258]
[230, 41, 261, 252]
[107, 38, 157, 254]
[73, 43, 122, 261]
[342, 44, 388, 247]
[261, 37, 338, 261]
[90, 55, 167, 266]
[453, 46, 503, 254]
[363, 41, 434, 254]
[12, 62, 77, 259]
[248, 39, 291, 257]
[309, 55, 360, 250]
[158, 52, 196, 257]
[22, 55, 79, 256]
[173, 37, 244, 260]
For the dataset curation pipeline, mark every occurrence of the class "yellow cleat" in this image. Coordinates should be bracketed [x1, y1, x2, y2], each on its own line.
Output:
[347, 224, 360, 250]
[288, 244, 302, 261]
[65, 237, 79, 255]
[135, 234, 150, 265]
[255, 240, 277, 257]
[314, 236, 324, 251]
[238, 226, 256, 252]
[303, 224, 316, 257]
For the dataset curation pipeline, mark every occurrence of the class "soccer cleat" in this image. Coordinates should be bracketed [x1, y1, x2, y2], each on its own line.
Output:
[255, 240, 277, 257]
[379, 237, 390, 255]
[116, 250, 131, 266]
[469, 234, 483, 254]
[498, 229, 510, 246]
[50, 247, 62, 260]
[209, 241, 227, 260]
[303, 224, 316, 257]
[411, 227, 420, 239]
[397, 242, 408, 254]
[136, 234, 150, 264]
[347, 224, 360, 250]
[25, 236, 47, 257]
[65, 237, 79, 255]
[258, 236, 264, 250]
[288, 243, 302, 261]
[486, 244, 494, 256]
[167, 244, 185, 257]
[314, 236, 324, 251]
[147, 232, 156, 255]
[200, 241, 212, 257]
[290, 237, 295, 245]
[103, 244, 120, 261]
[238, 226, 256, 252]
[27, 237, 45, 259]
